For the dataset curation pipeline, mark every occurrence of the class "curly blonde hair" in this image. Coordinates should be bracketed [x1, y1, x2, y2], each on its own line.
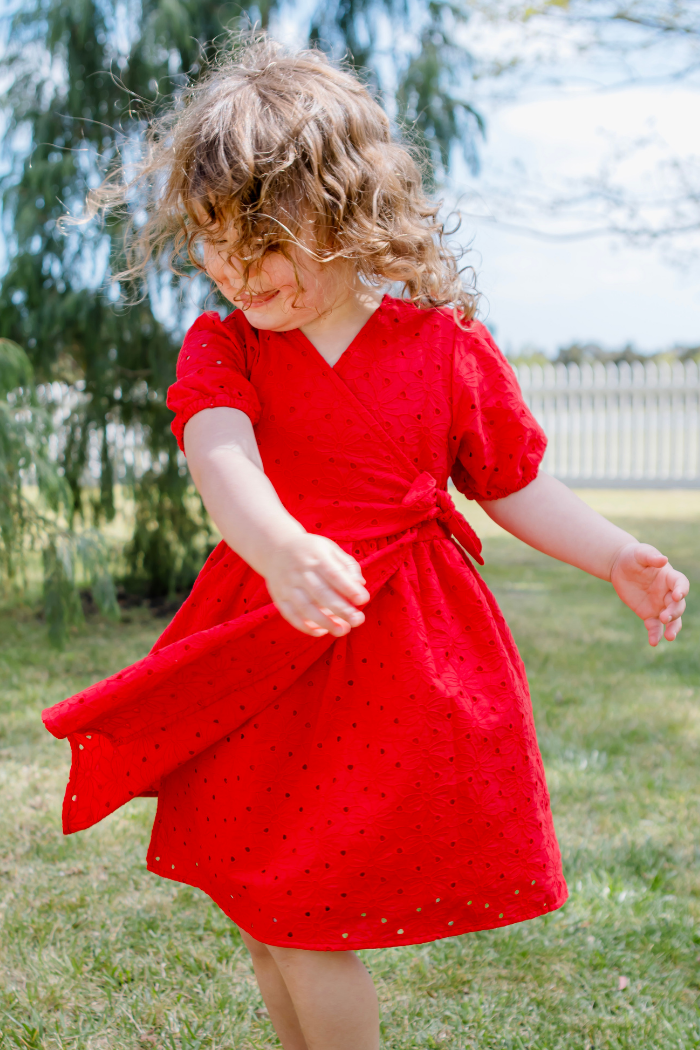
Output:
[87, 35, 477, 318]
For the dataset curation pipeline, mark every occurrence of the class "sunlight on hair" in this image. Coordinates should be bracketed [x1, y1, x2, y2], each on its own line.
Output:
[70, 32, 478, 318]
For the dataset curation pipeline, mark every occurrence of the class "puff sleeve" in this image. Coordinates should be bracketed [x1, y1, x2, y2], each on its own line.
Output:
[166, 310, 262, 454]
[449, 321, 546, 501]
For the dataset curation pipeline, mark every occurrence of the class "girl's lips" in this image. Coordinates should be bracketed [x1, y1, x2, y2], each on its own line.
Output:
[244, 289, 279, 307]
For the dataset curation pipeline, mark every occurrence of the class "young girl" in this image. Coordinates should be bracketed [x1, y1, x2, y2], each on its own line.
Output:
[45, 38, 688, 1050]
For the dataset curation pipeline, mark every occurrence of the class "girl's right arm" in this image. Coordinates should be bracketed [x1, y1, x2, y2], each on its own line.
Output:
[183, 406, 369, 638]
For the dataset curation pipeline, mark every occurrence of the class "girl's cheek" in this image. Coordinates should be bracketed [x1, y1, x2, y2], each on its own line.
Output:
[207, 257, 243, 295]
[203, 255, 223, 284]
[261, 256, 294, 288]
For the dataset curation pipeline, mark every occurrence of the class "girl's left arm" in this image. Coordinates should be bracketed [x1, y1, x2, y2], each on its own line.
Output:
[478, 471, 689, 646]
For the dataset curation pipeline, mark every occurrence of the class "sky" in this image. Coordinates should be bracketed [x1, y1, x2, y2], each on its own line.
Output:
[279, 0, 700, 358]
[457, 84, 700, 356]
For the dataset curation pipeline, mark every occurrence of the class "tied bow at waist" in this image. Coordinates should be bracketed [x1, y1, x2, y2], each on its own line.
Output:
[401, 472, 484, 565]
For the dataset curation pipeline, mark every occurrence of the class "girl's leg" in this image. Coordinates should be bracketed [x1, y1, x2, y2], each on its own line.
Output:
[240, 930, 380, 1050]
[239, 931, 309, 1050]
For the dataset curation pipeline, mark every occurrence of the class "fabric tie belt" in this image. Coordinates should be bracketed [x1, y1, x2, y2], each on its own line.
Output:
[401, 472, 484, 565]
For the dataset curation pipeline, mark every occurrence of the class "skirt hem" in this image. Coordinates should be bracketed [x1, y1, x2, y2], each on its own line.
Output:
[147, 860, 568, 951]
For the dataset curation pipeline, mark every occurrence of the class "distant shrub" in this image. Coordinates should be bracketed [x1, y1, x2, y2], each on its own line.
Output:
[507, 342, 700, 368]
[0, 339, 119, 646]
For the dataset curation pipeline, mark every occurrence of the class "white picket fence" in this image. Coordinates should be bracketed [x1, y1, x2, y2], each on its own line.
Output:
[37, 360, 700, 487]
[513, 360, 700, 487]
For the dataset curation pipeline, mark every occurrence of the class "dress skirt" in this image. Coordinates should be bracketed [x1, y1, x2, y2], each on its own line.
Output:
[43, 296, 568, 949]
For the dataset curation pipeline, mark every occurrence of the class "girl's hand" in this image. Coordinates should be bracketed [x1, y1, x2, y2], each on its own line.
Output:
[610, 542, 689, 646]
[263, 533, 370, 638]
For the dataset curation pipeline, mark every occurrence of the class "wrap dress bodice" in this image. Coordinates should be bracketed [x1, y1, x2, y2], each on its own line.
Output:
[43, 296, 568, 950]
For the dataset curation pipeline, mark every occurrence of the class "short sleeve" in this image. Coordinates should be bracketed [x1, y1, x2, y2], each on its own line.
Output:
[166, 310, 262, 454]
[449, 321, 546, 501]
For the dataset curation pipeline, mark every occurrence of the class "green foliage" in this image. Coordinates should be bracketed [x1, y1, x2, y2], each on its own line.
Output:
[0, 337, 119, 646]
[42, 532, 120, 647]
[395, 5, 485, 181]
[0, 0, 482, 599]
[555, 340, 700, 367]
[123, 465, 216, 598]
[508, 340, 700, 366]
[0, 336, 33, 394]
[0, 338, 67, 582]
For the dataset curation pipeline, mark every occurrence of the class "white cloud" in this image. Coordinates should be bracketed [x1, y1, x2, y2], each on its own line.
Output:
[452, 83, 700, 355]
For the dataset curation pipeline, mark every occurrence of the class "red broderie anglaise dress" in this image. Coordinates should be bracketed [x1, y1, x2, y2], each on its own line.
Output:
[43, 296, 567, 950]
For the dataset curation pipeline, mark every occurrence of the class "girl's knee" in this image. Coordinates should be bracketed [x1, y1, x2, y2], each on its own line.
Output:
[239, 928, 275, 961]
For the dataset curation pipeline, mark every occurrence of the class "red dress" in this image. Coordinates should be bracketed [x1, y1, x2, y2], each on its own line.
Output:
[43, 296, 567, 950]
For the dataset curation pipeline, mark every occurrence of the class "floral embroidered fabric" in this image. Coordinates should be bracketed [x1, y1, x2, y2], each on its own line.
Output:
[43, 296, 567, 950]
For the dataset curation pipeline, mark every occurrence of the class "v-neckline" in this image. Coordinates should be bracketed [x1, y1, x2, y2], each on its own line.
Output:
[292, 294, 387, 372]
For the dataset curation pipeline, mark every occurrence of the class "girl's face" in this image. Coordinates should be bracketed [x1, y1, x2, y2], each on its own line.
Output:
[200, 226, 353, 332]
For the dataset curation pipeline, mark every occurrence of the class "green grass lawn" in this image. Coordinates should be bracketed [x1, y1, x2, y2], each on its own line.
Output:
[1, 508, 700, 1049]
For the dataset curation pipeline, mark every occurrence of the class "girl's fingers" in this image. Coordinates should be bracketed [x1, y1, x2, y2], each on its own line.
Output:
[645, 612, 684, 645]
[341, 554, 366, 584]
[275, 599, 329, 637]
[302, 573, 366, 624]
[669, 572, 690, 601]
[318, 560, 370, 605]
[644, 617, 663, 647]
[270, 540, 370, 637]
[291, 592, 349, 635]
[660, 598, 685, 623]
[278, 598, 350, 638]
